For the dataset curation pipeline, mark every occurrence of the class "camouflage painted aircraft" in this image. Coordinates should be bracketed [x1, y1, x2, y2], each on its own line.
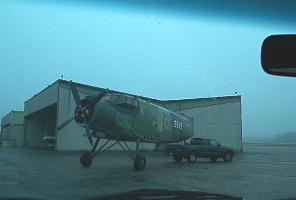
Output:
[58, 81, 194, 171]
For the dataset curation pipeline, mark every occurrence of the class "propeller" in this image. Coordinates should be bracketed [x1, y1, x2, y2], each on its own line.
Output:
[57, 117, 75, 131]
[57, 81, 108, 146]
[93, 89, 108, 105]
[84, 121, 93, 146]
[69, 81, 81, 105]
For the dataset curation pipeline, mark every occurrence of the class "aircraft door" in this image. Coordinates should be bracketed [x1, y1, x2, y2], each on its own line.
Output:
[201, 139, 212, 156]
[113, 95, 138, 135]
[208, 139, 220, 156]
[162, 112, 170, 141]
[155, 108, 163, 136]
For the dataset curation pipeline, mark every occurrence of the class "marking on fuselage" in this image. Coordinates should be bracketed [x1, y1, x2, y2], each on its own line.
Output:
[173, 120, 183, 130]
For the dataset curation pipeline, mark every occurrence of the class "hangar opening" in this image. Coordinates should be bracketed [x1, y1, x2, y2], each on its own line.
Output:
[24, 104, 57, 148]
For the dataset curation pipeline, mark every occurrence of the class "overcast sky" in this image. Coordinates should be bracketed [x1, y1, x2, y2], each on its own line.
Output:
[1, 0, 296, 138]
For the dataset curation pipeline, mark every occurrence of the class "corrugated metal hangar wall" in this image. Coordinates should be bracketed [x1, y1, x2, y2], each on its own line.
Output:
[24, 80, 243, 151]
[162, 97, 242, 150]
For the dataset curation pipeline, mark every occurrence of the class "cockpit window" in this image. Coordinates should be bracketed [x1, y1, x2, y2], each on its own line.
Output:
[117, 95, 127, 105]
[103, 95, 112, 102]
[126, 97, 135, 106]
[110, 95, 139, 110]
[110, 95, 120, 104]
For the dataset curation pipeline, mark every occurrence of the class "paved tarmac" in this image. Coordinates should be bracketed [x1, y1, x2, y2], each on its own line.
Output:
[0, 143, 295, 200]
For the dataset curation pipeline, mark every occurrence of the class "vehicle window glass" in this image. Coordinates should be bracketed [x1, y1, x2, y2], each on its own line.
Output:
[210, 140, 219, 146]
[190, 138, 202, 145]
[203, 139, 210, 145]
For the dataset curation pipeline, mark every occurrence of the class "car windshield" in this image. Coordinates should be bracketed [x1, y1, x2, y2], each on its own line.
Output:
[1, 1, 296, 200]
[210, 139, 219, 146]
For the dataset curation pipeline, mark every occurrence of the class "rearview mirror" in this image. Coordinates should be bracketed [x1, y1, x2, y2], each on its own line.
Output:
[261, 35, 296, 77]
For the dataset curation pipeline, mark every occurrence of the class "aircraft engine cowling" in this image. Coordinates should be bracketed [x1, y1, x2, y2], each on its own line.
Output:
[56, 81, 108, 146]
[74, 97, 96, 124]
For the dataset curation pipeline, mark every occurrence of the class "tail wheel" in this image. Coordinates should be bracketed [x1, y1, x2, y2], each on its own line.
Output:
[173, 154, 183, 163]
[187, 151, 197, 163]
[134, 155, 146, 171]
[80, 152, 93, 168]
[223, 151, 233, 163]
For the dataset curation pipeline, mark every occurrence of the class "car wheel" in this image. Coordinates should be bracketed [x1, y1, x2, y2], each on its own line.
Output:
[210, 157, 218, 162]
[187, 151, 197, 163]
[223, 151, 233, 163]
[173, 154, 183, 163]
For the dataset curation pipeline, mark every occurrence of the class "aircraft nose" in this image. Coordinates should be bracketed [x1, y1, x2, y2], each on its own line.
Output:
[91, 102, 115, 126]
[74, 104, 92, 124]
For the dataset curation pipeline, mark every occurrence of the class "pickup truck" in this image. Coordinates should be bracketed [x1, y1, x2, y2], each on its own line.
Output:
[166, 138, 235, 163]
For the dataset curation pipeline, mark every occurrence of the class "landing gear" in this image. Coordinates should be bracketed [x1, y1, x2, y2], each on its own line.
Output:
[79, 137, 118, 168]
[80, 137, 146, 171]
[133, 139, 146, 171]
[119, 138, 146, 171]
[134, 155, 146, 171]
[80, 152, 93, 168]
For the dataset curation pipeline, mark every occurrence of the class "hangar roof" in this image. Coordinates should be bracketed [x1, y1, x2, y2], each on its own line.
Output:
[25, 79, 160, 103]
[61, 79, 240, 101]
[162, 96, 241, 112]
[58, 79, 160, 103]
[25, 79, 241, 112]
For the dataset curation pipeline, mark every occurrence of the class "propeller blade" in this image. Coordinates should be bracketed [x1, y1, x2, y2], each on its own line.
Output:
[85, 122, 93, 146]
[57, 117, 75, 131]
[93, 89, 109, 104]
[69, 81, 81, 105]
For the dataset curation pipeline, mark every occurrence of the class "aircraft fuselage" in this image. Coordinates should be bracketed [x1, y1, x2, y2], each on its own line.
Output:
[84, 94, 194, 143]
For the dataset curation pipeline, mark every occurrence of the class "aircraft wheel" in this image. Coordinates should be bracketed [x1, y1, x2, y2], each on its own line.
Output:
[134, 155, 146, 171]
[80, 152, 93, 168]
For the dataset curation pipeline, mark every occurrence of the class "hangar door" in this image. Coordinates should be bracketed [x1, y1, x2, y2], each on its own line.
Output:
[24, 103, 57, 148]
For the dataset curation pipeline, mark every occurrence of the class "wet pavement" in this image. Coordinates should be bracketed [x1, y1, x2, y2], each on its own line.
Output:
[0, 143, 295, 200]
